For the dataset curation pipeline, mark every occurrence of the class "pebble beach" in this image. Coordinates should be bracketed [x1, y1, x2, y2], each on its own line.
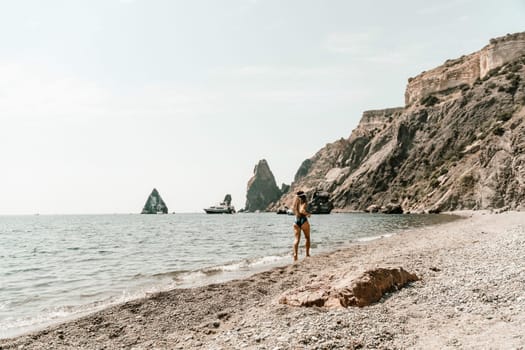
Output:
[1, 211, 524, 349]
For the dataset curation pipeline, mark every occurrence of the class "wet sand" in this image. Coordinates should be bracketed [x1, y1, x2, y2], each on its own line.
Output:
[1, 211, 524, 349]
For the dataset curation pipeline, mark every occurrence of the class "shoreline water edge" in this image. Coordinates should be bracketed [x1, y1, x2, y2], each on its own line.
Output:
[0, 212, 457, 340]
[1, 211, 524, 349]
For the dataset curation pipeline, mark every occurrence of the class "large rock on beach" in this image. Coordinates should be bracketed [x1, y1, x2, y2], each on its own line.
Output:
[141, 188, 168, 214]
[279, 267, 419, 308]
[245, 159, 281, 212]
[380, 203, 404, 214]
[308, 190, 334, 214]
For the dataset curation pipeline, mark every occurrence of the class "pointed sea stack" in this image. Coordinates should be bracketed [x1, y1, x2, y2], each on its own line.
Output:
[245, 159, 281, 212]
[141, 188, 168, 214]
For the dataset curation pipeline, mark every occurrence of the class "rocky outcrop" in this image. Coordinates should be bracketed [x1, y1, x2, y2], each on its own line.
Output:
[245, 159, 282, 212]
[272, 31, 525, 213]
[223, 194, 232, 206]
[280, 183, 291, 194]
[141, 188, 168, 214]
[308, 191, 334, 214]
[359, 108, 405, 132]
[279, 267, 419, 308]
[294, 159, 313, 182]
[405, 32, 525, 105]
[271, 107, 404, 211]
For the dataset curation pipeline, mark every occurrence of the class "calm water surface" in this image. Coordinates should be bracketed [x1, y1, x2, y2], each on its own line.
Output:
[0, 213, 458, 338]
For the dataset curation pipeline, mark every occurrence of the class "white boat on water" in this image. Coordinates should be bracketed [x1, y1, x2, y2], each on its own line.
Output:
[203, 204, 235, 214]
[204, 194, 236, 214]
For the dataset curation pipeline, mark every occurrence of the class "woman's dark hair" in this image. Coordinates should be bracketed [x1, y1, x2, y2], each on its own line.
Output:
[293, 191, 307, 215]
[296, 191, 307, 202]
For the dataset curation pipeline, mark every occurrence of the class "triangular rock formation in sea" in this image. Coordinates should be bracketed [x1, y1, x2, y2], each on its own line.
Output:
[245, 159, 282, 212]
[141, 188, 169, 214]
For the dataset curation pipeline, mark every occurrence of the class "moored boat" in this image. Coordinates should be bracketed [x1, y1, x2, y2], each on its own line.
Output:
[204, 194, 236, 214]
[204, 204, 236, 214]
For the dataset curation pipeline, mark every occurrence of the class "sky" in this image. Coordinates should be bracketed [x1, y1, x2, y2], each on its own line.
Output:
[1, 0, 524, 214]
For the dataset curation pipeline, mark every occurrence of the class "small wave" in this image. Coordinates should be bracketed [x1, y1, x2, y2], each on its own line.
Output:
[79, 291, 104, 298]
[33, 281, 53, 288]
[0, 307, 83, 339]
[202, 262, 247, 274]
[161, 254, 289, 288]
[356, 233, 393, 242]
[246, 255, 287, 267]
[9, 295, 43, 307]
[77, 257, 100, 263]
[0, 285, 177, 339]
[151, 270, 191, 279]
[7, 267, 43, 274]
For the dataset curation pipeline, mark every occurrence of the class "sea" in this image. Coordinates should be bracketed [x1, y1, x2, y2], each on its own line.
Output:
[0, 212, 458, 339]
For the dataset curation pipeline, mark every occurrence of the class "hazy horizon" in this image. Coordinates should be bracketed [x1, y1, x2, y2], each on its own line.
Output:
[1, 0, 524, 215]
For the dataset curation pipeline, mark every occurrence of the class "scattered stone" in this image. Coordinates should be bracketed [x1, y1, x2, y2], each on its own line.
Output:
[365, 204, 380, 213]
[380, 203, 404, 214]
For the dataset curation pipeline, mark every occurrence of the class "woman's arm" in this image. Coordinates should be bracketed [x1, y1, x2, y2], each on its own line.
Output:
[300, 203, 311, 217]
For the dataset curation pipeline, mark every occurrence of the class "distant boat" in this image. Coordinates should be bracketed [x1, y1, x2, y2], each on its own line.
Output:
[204, 194, 236, 214]
[203, 204, 236, 214]
[308, 191, 334, 214]
[276, 206, 294, 215]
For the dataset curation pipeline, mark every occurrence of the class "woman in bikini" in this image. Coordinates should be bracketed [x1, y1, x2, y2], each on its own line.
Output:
[292, 191, 311, 261]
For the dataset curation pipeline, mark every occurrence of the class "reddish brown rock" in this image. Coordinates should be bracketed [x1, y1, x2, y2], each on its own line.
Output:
[279, 267, 419, 308]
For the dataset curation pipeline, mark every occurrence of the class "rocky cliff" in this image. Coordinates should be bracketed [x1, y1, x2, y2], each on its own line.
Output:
[245, 159, 282, 212]
[274, 32, 525, 213]
[141, 188, 169, 214]
[405, 32, 525, 105]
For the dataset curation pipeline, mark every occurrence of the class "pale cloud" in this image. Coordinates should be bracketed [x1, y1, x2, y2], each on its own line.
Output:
[365, 52, 407, 65]
[24, 19, 41, 29]
[0, 62, 110, 120]
[323, 30, 420, 66]
[227, 85, 370, 104]
[0, 60, 363, 132]
[417, 0, 475, 15]
[324, 31, 378, 54]
[230, 64, 361, 79]
[0, 61, 221, 123]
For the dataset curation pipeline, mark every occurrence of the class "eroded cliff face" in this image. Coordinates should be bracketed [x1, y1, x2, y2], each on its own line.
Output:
[274, 32, 525, 213]
[405, 32, 525, 105]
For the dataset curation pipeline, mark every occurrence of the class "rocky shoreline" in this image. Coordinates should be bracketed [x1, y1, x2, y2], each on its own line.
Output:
[1, 211, 524, 349]
[274, 32, 525, 214]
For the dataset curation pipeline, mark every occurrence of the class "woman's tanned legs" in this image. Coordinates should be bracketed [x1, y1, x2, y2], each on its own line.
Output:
[303, 221, 311, 257]
[293, 224, 301, 261]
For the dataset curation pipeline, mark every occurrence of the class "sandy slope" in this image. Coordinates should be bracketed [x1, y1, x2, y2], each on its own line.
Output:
[1, 211, 524, 349]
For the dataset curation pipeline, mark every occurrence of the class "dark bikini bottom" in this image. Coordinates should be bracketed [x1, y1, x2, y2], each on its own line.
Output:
[294, 216, 308, 227]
